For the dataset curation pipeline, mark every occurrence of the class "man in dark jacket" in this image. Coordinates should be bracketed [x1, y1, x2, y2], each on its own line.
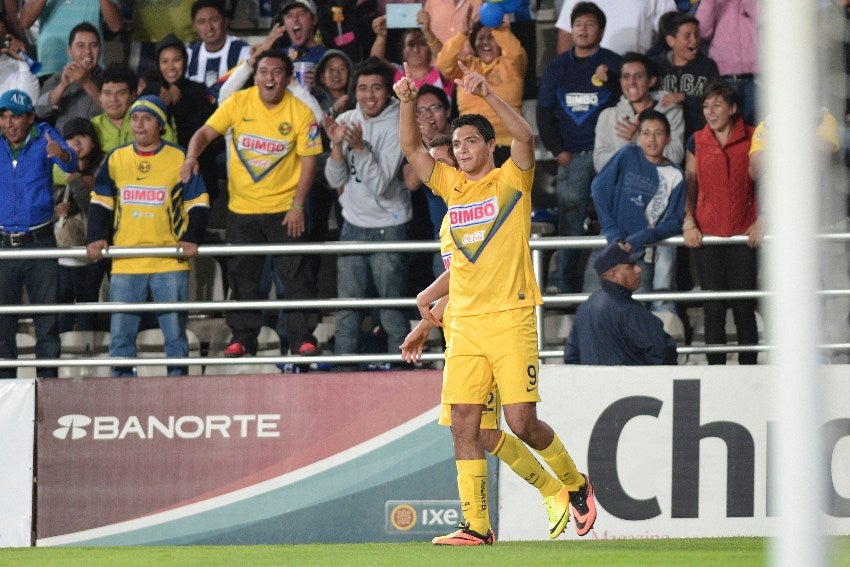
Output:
[565, 241, 678, 365]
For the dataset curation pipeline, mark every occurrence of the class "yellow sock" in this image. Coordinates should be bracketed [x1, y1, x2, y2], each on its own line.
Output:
[536, 433, 584, 491]
[456, 459, 489, 534]
[492, 431, 563, 497]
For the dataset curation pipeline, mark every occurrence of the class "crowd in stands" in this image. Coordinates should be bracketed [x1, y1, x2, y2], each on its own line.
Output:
[0, 0, 846, 377]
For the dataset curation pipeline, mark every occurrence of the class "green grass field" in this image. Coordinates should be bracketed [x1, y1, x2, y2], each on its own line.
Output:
[1, 538, 849, 567]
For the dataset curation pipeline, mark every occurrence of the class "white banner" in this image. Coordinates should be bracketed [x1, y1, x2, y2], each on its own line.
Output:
[0, 379, 35, 548]
[498, 365, 850, 540]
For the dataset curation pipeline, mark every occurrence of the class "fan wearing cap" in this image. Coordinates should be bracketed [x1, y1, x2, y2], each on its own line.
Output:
[564, 242, 678, 365]
[0, 88, 77, 379]
[86, 94, 210, 377]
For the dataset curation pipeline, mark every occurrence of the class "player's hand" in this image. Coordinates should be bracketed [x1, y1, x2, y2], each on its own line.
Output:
[177, 241, 199, 257]
[180, 157, 199, 184]
[282, 207, 306, 237]
[86, 239, 108, 261]
[393, 62, 419, 103]
[454, 61, 490, 97]
[745, 216, 764, 247]
[400, 322, 431, 362]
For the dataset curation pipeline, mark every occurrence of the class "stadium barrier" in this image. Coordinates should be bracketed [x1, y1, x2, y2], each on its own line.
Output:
[1, 232, 849, 374]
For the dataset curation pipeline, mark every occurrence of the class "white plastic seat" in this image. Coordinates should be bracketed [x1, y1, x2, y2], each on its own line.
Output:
[15, 332, 36, 378]
[58, 330, 112, 378]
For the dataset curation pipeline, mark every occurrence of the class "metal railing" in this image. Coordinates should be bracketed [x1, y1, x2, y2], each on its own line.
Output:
[3, 231, 849, 372]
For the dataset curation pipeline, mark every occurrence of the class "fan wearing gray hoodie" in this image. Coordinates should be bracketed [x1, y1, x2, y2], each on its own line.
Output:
[324, 57, 411, 360]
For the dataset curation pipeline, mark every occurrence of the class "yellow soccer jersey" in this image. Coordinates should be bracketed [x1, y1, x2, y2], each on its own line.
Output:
[426, 159, 542, 317]
[206, 87, 323, 214]
[92, 142, 210, 275]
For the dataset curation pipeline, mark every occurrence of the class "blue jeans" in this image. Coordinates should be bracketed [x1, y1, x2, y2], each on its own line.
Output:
[550, 152, 595, 293]
[0, 235, 59, 378]
[335, 221, 409, 356]
[109, 271, 189, 377]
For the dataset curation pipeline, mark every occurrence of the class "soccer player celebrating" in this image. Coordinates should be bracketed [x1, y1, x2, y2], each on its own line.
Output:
[395, 62, 598, 545]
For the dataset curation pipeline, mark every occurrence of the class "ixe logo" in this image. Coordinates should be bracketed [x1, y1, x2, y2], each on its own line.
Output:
[385, 500, 462, 534]
[52, 413, 281, 441]
[589, 380, 850, 519]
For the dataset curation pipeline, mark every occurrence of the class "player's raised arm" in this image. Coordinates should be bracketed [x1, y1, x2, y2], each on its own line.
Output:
[455, 61, 535, 171]
[394, 62, 436, 183]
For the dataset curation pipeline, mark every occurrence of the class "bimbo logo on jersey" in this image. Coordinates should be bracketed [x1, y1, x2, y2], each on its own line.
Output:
[448, 197, 498, 228]
[238, 134, 289, 155]
[122, 186, 166, 205]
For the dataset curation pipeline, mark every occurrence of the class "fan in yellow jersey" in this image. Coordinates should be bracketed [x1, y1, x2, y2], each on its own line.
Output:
[396, 61, 597, 545]
[86, 95, 210, 377]
[181, 49, 324, 359]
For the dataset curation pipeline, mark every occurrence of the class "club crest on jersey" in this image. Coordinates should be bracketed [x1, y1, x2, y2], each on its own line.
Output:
[278, 122, 292, 136]
[122, 185, 167, 205]
[137, 160, 151, 174]
[235, 133, 292, 182]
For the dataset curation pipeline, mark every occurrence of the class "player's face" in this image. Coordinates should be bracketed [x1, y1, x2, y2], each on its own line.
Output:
[703, 95, 737, 133]
[254, 56, 291, 107]
[321, 55, 349, 94]
[403, 31, 431, 67]
[666, 23, 700, 64]
[355, 73, 390, 118]
[415, 92, 448, 139]
[193, 7, 227, 50]
[429, 145, 457, 167]
[100, 81, 133, 120]
[571, 14, 603, 50]
[452, 124, 494, 176]
[158, 46, 186, 86]
[620, 62, 653, 104]
[637, 118, 670, 163]
[0, 110, 34, 145]
[283, 7, 317, 47]
[474, 28, 501, 65]
[66, 133, 94, 161]
[131, 111, 161, 149]
[67, 31, 101, 72]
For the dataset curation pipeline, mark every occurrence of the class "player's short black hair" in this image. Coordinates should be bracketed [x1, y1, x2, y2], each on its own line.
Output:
[570, 2, 606, 30]
[451, 113, 496, 143]
[637, 108, 670, 136]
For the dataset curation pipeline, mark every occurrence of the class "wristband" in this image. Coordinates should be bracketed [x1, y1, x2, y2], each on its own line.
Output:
[291, 202, 304, 211]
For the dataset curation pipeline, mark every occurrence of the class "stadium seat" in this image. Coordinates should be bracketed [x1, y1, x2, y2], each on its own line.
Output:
[15, 332, 36, 378]
[58, 330, 112, 378]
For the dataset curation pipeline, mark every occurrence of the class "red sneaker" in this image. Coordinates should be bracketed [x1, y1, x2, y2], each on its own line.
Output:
[569, 474, 597, 536]
[297, 341, 321, 356]
[223, 342, 247, 358]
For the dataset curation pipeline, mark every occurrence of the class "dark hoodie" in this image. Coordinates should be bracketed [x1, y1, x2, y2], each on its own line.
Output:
[315, 49, 355, 115]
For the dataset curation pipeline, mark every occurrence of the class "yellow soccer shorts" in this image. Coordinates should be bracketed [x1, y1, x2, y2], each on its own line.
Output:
[437, 382, 501, 429]
[442, 307, 541, 407]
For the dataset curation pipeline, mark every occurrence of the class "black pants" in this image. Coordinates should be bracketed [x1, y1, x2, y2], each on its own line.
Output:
[693, 244, 759, 365]
[225, 212, 318, 354]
